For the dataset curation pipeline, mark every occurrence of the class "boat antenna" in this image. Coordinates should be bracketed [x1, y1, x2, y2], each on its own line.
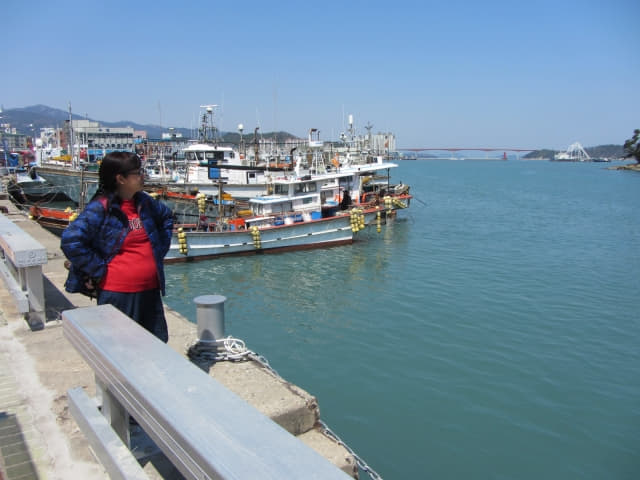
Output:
[199, 104, 218, 144]
[365, 122, 373, 150]
[253, 127, 260, 167]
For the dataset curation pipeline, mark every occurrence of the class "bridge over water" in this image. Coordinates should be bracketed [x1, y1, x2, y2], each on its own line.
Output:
[397, 147, 538, 160]
[398, 147, 536, 152]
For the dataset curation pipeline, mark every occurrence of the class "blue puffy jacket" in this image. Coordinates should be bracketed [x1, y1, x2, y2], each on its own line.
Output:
[60, 191, 174, 295]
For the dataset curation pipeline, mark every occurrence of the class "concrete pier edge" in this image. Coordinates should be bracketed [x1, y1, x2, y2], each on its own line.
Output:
[0, 193, 358, 480]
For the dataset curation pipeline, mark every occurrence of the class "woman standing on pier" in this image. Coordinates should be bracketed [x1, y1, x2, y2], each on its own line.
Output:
[60, 152, 174, 342]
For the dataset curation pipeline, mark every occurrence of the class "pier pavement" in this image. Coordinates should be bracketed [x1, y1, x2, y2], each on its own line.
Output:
[0, 194, 357, 479]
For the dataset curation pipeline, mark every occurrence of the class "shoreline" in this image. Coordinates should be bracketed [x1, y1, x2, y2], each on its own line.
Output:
[610, 162, 640, 171]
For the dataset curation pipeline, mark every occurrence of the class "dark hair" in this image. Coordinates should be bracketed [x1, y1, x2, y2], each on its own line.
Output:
[94, 151, 141, 197]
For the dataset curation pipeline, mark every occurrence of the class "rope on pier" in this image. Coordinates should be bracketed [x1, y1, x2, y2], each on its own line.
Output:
[186, 336, 253, 363]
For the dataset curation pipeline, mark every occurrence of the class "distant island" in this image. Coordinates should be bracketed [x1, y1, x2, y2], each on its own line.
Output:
[523, 145, 624, 160]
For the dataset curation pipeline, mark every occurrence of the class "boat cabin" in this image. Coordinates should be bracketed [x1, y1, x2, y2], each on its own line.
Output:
[182, 143, 267, 185]
[248, 174, 343, 225]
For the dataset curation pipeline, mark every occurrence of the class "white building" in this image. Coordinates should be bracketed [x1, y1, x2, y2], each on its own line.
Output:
[71, 120, 135, 161]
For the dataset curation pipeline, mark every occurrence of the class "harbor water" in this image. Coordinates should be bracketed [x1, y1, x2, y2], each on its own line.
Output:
[163, 159, 640, 479]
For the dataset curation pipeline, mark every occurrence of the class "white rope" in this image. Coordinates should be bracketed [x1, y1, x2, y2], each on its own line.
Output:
[186, 335, 253, 362]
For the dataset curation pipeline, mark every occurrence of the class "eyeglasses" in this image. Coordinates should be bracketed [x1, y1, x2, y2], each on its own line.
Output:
[123, 168, 144, 177]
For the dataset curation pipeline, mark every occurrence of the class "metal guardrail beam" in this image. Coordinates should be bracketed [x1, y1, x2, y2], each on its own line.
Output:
[67, 387, 150, 480]
[63, 304, 352, 480]
[0, 213, 47, 326]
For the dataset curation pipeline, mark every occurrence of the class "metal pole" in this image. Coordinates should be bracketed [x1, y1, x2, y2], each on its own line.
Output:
[194, 294, 227, 344]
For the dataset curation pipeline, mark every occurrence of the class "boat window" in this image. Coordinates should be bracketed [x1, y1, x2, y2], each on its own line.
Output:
[339, 177, 352, 189]
[274, 184, 288, 195]
[206, 152, 216, 160]
[276, 201, 293, 213]
[294, 182, 317, 194]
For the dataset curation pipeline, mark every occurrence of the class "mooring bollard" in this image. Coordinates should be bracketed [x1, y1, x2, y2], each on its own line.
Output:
[194, 294, 227, 344]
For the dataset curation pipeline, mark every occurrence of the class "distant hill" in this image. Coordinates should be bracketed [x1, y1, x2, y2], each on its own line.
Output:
[584, 144, 624, 159]
[0, 105, 299, 142]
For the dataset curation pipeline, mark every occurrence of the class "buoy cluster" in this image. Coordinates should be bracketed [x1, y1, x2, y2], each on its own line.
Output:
[251, 226, 262, 249]
[63, 206, 78, 222]
[393, 198, 407, 209]
[376, 207, 382, 233]
[197, 192, 206, 214]
[350, 208, 365, 233]
[177, 227, 188, 255]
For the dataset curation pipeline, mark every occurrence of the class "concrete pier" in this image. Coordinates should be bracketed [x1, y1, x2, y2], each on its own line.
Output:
[0, 194, 358, 479]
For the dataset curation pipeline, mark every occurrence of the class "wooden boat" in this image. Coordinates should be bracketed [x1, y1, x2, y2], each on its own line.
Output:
[28, 205, 77, 230]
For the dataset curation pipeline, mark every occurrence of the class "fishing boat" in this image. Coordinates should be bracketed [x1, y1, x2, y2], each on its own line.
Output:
[144, 105, 290, 200]
[1, 147, 70, 204]
[28, 204, 77, 230]
[165, 138, 411, 263]
[167, 141, 269, 199]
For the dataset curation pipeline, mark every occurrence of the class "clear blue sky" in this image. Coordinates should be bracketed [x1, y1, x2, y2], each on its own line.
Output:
[3, 0, 639, 149]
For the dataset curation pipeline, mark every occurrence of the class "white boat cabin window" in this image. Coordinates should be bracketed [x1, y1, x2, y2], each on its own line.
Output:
[253, 202, 293, 216]
[294, 182, 317, 194]
[275, 201, 293, 213]
[186, 151, 226, 162]
[274, 184, 288, 195]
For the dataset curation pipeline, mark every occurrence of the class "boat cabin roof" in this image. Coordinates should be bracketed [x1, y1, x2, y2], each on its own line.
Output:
[183, 143, 235, 152]
[249, 192, 317, 206]
[269, 161, 398, 185]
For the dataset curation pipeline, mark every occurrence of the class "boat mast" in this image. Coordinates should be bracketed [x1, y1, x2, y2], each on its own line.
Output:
[253, 127, 260, 167]
[68, 102, 76, 168]
[198, 105, 224, 218]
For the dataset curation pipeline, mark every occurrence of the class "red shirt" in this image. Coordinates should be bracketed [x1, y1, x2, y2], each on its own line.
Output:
[100, 199, 159, 292]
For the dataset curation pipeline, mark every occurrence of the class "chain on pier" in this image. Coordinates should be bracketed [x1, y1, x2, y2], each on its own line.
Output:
[319, 420, 384, 480]
[185, 337, 384, 480]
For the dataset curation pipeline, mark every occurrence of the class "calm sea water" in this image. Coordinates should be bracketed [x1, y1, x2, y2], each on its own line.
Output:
[163, 159, 640, 480]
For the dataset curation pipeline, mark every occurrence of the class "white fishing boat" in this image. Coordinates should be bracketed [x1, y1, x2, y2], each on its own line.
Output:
[149, 105, 292, 199]
[4, 147, 74, 204]
[174, 141, 269, 199]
